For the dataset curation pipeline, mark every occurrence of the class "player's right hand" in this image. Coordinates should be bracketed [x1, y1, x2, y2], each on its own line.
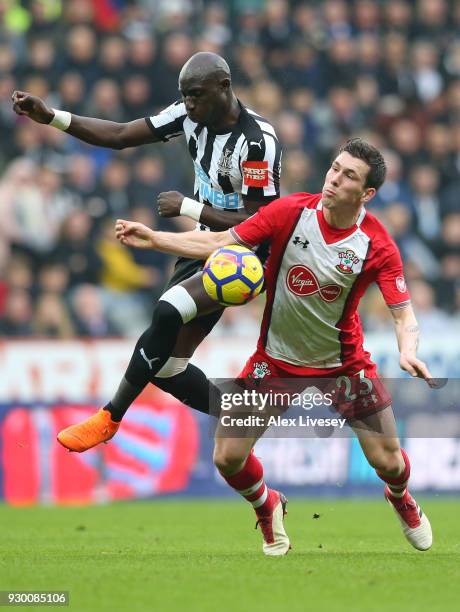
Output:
[115, 219, 155, 249]
[11, 90, 55, 124]
[400, 354, 438, 388]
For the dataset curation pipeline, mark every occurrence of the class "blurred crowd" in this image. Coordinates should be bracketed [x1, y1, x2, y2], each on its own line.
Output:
[0, 0, 459, 339]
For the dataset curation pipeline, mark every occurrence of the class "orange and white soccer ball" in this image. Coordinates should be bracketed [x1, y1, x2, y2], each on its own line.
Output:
[202, 244, 264, 306]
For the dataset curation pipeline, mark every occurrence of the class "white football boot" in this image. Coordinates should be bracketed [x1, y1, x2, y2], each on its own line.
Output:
[255, 489, 291, 556]
[385, 485, 433, 551]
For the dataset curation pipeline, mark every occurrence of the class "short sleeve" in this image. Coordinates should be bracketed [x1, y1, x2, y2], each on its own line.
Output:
[376, 244, 411, 309]
[240, 130, 281, 200]
[145, 101, 187, 142]
[229, 197, 287, 248]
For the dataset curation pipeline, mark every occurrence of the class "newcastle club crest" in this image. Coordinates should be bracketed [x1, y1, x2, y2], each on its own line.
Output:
[217, 148, 233, 176]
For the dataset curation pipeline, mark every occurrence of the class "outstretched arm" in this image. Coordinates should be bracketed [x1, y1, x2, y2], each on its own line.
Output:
[115, 219, 234, 259]
[391, 305, 435, 386]
[11, 91, 160, 149]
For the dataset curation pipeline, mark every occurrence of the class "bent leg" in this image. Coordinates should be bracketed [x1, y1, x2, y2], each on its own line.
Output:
[152, 310, 224, 415]
[108, 272, 221, 421]
[56, 271, 222, 450]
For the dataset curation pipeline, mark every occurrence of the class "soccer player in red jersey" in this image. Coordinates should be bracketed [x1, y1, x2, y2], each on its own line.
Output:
[115, 138, 434, 555]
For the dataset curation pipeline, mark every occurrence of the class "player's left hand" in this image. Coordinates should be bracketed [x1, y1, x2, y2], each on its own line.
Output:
[400, 354, 437, 388]
[157, 191, 184, 217]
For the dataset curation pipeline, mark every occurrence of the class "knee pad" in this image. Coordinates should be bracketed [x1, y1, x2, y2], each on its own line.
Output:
[155, 357, 190, 378]
[159, 285, 197, 324]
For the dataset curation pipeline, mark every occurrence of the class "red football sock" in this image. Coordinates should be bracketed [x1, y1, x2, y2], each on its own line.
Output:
[377, 447, 411, 498]
[222, 452, 274, 515]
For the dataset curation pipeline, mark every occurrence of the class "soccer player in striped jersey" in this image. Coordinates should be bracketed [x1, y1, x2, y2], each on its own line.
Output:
[114, 138, 434, 555]
[12, 52, 282, 450]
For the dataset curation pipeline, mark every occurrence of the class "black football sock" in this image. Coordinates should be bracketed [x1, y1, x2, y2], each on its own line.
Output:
[105, 301, 184, 421]
[104, 377, 144, 422]
[124, 301, 184, 388]
[153, 364, 210, 415]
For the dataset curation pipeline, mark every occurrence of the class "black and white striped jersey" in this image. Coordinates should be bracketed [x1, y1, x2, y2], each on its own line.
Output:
[145, 100, 281, 227]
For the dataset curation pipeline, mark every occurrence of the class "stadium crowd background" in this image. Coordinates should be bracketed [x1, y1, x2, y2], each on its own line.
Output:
[0, 0, 458, 340]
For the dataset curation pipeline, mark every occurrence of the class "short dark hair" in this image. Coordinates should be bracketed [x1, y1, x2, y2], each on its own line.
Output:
[339, 137, 387, 190]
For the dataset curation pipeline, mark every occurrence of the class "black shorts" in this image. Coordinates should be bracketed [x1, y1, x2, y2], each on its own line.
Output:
[164, 256, 205, 292]
[163, 256, 224, 334]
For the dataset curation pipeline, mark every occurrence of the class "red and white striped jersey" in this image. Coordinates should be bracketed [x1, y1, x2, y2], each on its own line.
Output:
[230, 193, 411, 375]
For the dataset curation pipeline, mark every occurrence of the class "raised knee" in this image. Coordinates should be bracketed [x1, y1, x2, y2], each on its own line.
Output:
[159, 286, 197, 324]
[153, 300, 182, 326]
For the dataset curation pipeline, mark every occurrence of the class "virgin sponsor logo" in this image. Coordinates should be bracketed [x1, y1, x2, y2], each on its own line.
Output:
[286, 265, 342, 302]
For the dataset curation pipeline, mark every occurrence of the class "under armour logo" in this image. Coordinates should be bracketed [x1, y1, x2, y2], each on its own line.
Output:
[249, 139, 263, 149]
[140, 348, 160, 370]
[292, 236, 310, 249]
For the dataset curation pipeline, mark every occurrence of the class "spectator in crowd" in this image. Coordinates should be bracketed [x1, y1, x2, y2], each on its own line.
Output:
[372, 149, 412, 210]
[430, 213, 460, 310]
[70, 283, 118, 337]
[128, 155, 171, 211]
[36, 262, 70, 297]
[32, 292, 75, 338]
[94, 158, 132, 218]
[96, 219, 155, 336]
[0, 289, 34, 337]
[409, 164, 442, 241]
[52, 208, 102, 288]
[409, 279, 451, 334]
[56, 71, 86, 116]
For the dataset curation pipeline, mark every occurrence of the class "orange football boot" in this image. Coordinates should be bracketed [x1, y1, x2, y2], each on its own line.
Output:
[57, 408, 120, 452]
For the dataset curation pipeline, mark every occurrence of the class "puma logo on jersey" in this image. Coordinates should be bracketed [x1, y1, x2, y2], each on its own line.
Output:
[249, 139, 263, 149]
[292, 236, 310, 249]
[140, 348, 160, 370]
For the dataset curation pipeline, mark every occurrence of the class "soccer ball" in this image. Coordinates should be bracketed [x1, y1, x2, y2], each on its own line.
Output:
[202, 244, 264, 306]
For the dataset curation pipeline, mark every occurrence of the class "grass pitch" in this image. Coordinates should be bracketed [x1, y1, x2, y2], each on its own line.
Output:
[0, 498, 458, 612]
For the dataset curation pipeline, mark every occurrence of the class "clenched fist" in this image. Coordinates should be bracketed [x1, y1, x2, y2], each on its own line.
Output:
[157, 191, 184, 217]
[11, 90, 55, 124]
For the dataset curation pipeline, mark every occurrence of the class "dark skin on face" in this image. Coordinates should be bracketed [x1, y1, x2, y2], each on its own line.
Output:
[178, 73, 240, 131]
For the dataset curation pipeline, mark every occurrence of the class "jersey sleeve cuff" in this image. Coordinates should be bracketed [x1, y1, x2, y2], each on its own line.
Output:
[144, 117, 168, 142]
[229, 227, 255, 249]
[387, 299, 411, 310]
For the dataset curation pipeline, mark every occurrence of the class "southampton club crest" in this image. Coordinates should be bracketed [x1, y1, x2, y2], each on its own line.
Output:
[249, 361, 271, 379]
[336, 249, 359, 274]
[217, 148, 233, 176]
